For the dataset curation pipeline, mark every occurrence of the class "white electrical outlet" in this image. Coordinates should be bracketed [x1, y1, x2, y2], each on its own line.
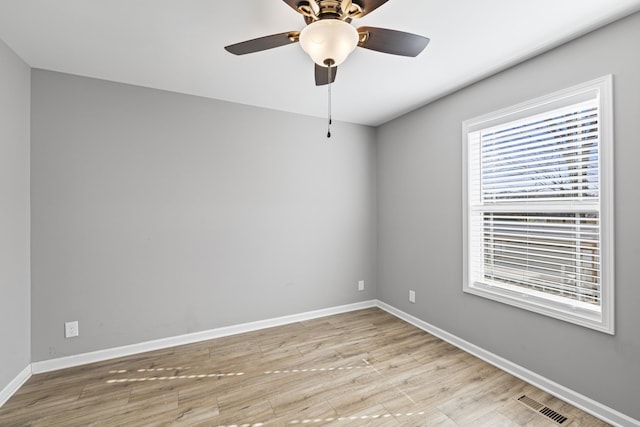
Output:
[65, 321, 79, 338]
[358, 280, 365, 291]
[409, 290, 416, 303]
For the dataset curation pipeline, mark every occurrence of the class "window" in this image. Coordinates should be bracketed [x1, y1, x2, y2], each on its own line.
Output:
[462, 75, 614, 334]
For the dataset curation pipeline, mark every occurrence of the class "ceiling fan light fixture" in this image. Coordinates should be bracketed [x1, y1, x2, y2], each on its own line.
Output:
[299, 19, 358, 67]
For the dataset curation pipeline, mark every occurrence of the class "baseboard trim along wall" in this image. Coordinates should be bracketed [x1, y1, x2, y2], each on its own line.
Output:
[0, 365, 31, 408]
[30, 300, 378, 374]
[3, 299, 638, 426]
[376, 301, 640, 427]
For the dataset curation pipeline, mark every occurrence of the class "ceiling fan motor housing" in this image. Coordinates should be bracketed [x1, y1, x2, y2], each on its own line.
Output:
[296, 0, 364, 21]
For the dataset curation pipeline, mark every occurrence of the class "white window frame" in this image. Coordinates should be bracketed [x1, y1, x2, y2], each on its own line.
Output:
[462, 75, 614, 334]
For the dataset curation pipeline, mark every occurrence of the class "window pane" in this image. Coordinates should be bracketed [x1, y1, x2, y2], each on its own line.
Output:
[481, 103, 599, 202]
[482, 212, 600, 305]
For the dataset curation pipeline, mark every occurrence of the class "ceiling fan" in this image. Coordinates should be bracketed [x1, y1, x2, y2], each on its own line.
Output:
[224, 0, 430, 86]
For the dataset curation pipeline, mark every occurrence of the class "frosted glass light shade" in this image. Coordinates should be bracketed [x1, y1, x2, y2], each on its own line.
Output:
[299, 19, 358, 66]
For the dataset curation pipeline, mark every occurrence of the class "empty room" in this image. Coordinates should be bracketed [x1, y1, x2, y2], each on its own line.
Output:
[1, 1, 640, 426]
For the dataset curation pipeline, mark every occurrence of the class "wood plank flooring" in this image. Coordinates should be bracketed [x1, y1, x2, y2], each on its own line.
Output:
[0, 308, 610, 426]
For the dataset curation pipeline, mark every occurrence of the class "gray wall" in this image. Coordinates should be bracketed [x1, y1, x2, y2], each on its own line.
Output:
[377, 11, 640, 420]
[30, 70, 377, 361]
[0, 40, 31, 390]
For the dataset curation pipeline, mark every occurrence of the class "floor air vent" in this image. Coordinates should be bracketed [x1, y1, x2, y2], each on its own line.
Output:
[516, 395, 569, 425]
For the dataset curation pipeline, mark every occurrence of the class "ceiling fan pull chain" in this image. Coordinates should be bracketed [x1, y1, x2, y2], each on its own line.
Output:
[327, 63, 332, 138]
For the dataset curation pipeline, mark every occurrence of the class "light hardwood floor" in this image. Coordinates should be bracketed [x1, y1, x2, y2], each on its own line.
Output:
[0, 308, 609, 426]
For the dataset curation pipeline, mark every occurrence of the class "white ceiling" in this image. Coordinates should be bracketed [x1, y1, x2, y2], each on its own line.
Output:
[1, 0, 639, 126]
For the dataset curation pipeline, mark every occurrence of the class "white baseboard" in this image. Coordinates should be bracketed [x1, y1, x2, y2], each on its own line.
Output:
[376, 301, 640, 427]
[0, 365, 31, 408]
[31, 300, 377, 374]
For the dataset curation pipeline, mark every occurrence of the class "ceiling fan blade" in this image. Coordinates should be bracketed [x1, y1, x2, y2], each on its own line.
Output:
[315, 64, 337, 86]
[224, 31, 299, 55]
[357, 26, 430, 57]
[354, 0, 389, 17]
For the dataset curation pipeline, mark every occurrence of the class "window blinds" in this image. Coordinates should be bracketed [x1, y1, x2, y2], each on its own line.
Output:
[469, 100, 602, 308]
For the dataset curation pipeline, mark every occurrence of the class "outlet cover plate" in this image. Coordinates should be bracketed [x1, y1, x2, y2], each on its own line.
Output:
[65, 321, 79, 338]
[409, 290, 416, 303]
[358, 280, 365, 291]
